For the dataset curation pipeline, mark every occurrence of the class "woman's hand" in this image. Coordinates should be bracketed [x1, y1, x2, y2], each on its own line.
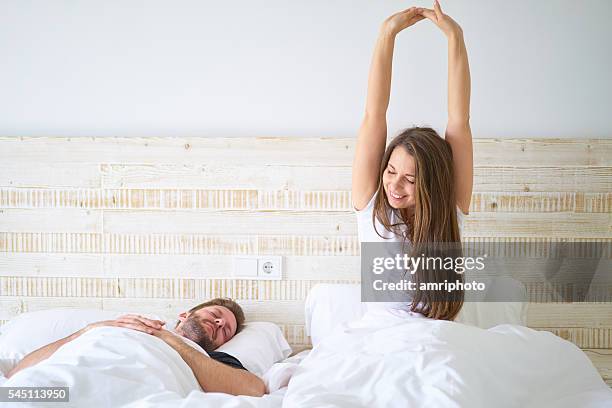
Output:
[418, 0, 463, 38]
[382, 6, 425, 36]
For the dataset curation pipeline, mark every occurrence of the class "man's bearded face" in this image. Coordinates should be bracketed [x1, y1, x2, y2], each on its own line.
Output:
[176, 315, 215, 352]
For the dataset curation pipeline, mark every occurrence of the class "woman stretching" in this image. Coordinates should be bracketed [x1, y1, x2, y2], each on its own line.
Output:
[353, 1, 472, 321]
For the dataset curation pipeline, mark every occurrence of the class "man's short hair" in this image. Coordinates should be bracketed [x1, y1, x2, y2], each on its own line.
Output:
[188, 297, 246, 335]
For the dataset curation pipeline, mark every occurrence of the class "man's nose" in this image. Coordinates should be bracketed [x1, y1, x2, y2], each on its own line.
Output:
[214, 318, 225, 327]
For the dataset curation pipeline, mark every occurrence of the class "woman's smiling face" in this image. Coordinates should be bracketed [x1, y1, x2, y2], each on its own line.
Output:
[382, 147, 416, 209]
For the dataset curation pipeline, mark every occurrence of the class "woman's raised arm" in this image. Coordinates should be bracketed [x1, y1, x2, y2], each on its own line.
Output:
[419, 1, 473, 214]
[352, 7, 424, 211]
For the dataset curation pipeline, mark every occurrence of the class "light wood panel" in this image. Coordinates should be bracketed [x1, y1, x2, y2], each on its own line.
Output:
[0, 209, 102, 233]
[99, 164, 612, 192]
[2, 188, 610, 213]
[527, 304, 612, 328]
[102, 210, 358, 235]
[1, 210, 609, 238]
[538, 328, 612, 349]
[0, 163, 101, 188]
[103, 255, 360, 280]
[1, 137, 610, 386]
[1, 232, 610, 257]
[0, 232, 360, 256]
[1, 138, 610, 166]
[0, 253, 103, 277]
[583, 349, 612, 386]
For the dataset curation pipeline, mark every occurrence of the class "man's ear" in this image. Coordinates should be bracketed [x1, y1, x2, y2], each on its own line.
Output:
[177, 311, 188, 322]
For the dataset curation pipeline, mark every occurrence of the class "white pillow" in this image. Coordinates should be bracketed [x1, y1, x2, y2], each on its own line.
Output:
[216, 321, 292, 376]
[305, 283, 527, 347]
[304, 284, 367, 347]
[0, 309, 291, 377]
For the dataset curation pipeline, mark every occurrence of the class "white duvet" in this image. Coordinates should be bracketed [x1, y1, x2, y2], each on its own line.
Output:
[283, 310, 612, 408]
[1, 326, 287, 408]
[3, 316, 611, 408]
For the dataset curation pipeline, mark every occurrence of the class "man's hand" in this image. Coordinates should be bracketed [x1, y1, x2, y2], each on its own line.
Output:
[83, 314, 166, 335]
[95, 315, 189, 355]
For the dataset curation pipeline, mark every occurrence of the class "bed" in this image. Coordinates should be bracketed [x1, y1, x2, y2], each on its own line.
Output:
[1, 285, 611, 407]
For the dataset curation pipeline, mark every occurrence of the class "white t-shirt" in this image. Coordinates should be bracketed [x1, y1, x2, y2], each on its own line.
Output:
[354, 192, 465, 243]
[354, 192, 466, 315]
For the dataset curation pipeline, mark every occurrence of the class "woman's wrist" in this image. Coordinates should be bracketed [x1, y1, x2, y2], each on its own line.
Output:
[446, 27, 464, 42]
[379, 22, 398, 39]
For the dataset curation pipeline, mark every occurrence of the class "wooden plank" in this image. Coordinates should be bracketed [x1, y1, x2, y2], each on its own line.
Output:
[0, 232, 612, 255]
[101, 298, 194, 319]
[102, 211, 358, 235]
[235, 301, 305, 324]
[104, 255, 360, 280]
[583, 349, 612, 382]
[0, 232, 107, 253]
[525, 283, 612, 303]
[118, 278, 195, 299]
[527, 303, 612, 328]
[0, 276, 357, 300]
[0, 232, 361, 256]
[1, 231, 609, 255]
[471, 192, 611, 213]
[473, 139, 612, 167]
[193, 279, 355, 301]
[0, 253, 102, 277]
[99, 164, 611, 192]
[462, 213, 611, 238]
[0, 137, 355, 166]
[2, 138, 610, 167]
[4, 189, 610, 213]
[0, 276, 119, 297]
[102, 210, 610, 238]
[21, 297, 103, 312]
[534, 328, 612, 349]
[101, 164, 352, 190]
[473, 167, 611, 193]
[0, 163, 101, 188]
[0, 209, 102, 233]
[0, 188, 104, 209]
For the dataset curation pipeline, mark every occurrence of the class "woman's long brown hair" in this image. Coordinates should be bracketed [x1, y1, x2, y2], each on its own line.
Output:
[372, 127, 464, 321]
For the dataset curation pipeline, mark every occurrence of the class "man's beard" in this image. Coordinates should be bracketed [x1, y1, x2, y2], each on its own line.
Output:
[176, 317, 215, 352]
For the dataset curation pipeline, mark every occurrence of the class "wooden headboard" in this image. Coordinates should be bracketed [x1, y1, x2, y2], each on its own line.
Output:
[0, 137, 610, 386]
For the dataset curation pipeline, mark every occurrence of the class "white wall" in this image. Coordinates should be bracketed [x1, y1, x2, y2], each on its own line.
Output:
[1, 0, 610, 138]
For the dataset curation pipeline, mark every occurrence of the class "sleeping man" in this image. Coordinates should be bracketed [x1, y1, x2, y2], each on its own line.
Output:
[5, 297, 266, 397]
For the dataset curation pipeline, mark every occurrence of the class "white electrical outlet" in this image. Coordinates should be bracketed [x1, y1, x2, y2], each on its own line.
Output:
[232, 256, 282, 280]
[257, 256, 282, 280]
